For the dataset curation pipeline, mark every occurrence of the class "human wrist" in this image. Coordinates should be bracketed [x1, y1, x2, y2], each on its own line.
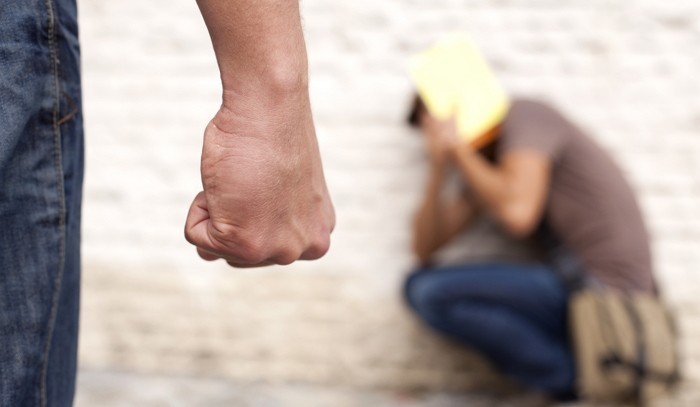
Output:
[213, 61, 311, 142]
[451, 141, 478, 162]
[220, 62, 308, 107]
[428, 159, 448, 189]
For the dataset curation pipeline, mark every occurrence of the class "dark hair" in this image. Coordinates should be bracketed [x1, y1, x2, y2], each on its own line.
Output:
[407, 93, 425, 127]
[407, 92, 501, 163]
[481, 137, 500, 163]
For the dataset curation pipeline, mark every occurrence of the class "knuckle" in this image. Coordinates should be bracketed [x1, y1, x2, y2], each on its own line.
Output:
[274, 252, 298, 266]
[276, 244, 305, 265]
[233, 246, 264, 265]
[305, 234, 331, 260]
[233, 236, 269, 264]
[209, 223, 270, 264]
[184, 228, 196, 246]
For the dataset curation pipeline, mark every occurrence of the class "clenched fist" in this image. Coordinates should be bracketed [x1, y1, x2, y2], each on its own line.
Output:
[185, 85, 335, 267]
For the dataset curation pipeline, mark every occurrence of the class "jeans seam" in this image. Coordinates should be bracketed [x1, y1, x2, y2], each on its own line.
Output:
[40, 0, 68, 405]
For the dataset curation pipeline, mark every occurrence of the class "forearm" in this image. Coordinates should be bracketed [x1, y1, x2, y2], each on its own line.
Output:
[187, 0, 335, 267]
[452, 146, 509, 212]
[197, 0, 308, 96]
[452, 146, 550, 237]
[412, 162, 474, 263]
[413, 164, 446, 250]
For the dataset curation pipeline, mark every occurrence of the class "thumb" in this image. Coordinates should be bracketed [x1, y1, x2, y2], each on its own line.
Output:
[184, 191, 220, 260]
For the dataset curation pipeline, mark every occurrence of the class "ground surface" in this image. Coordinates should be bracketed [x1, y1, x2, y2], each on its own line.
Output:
[75, 370, 699, 407]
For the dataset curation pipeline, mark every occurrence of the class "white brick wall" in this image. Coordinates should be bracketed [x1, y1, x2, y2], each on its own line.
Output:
[78, 0, 700, 392]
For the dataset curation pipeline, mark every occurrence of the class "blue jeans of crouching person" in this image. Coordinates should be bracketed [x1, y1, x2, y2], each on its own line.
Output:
[404, 262, 577, 399]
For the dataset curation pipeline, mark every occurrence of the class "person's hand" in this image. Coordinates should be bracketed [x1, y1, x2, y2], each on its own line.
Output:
[421, 113, 462, 164]
[184, 86, 335, 267]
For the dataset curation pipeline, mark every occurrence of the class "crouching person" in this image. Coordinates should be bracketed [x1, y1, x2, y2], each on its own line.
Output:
[403, 97, 661, 402]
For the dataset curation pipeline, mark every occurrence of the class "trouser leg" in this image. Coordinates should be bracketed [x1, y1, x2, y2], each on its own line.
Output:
[404, 263, 575, 396]
[0, 0, 83, 405]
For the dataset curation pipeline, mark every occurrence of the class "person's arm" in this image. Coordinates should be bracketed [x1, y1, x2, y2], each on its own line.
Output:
[185, 0, 335, 267]
[420, 112, 550, 238]
[196, 0, 307, 97]
[412, 159, 477, 264]
[451, 145, 550, 238]
[412, 117, 477, 264]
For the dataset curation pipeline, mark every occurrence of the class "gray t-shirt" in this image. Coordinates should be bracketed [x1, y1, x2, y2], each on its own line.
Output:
[499, 99, 656, 294]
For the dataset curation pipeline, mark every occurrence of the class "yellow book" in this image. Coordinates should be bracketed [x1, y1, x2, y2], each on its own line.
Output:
[409, 34, 510, 148]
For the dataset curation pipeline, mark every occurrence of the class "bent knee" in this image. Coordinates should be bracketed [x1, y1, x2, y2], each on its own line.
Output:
[402, 268, 449, 318]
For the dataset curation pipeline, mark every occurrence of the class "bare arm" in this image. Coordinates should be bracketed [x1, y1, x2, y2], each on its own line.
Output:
[412, 160, 477, 263]
[451, 146, 550, 238]
[196, 0, 307, 94]
[412, 117, 477, 264]
[185, 0, 335, 267]
[419, 113, 550, 239]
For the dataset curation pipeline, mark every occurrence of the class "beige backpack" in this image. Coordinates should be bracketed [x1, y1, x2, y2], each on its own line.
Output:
[569, 288, 680, 404]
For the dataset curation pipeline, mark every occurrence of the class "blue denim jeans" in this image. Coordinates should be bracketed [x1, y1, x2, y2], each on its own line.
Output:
[404, 262, 576, 398]
[1, 0, 83, 405]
